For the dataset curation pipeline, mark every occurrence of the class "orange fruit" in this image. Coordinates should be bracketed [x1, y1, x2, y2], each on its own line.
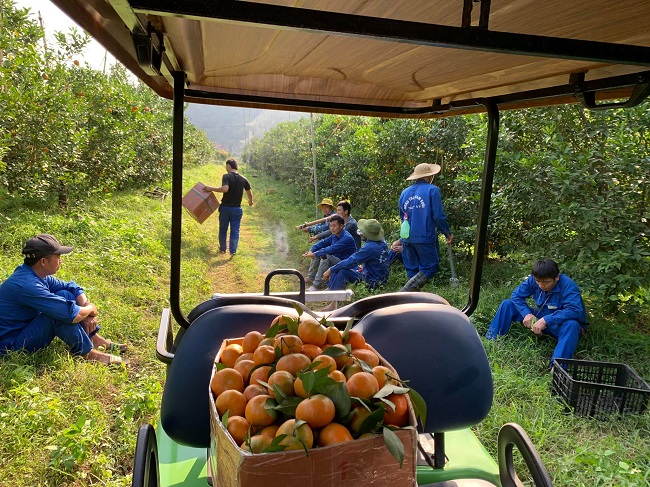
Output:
[343, 360, 364, 380]
[276, 418, 314, 450]
[234, 359, 256, 383]
[274, 334, 303, 355]
[294, 377, 309, 398]
[301, 343, 323, 359]
[216, 389, 247, 417]
[245, 394, 277, 427]
[271, 314, 293, 327]
[372, 365, 396, 389]
[383, 393, 409, 427]
[242, 331, 264, 353]
[297, 319, 328, 346]
[328, 370, 347, 383]
[226, 415, 251, 445]
[326, 326, 343, 345]
[349, 405, 372, 433]
[295, 394, 336, 429]
[243, 384, 267, 402]
[312, 354, 337, 373]
[240, 434, 272, 453]
[253, 345, 276, 365]
[249, 365, 272, 386]
[259, 424, 280, 438]
[328, 344, 351, 369]
[220, 343, 244, 368]
[351, 348, 380, 368]
[259, 337, 275, 347]
[345, 330, 366, 350]
[211, 368, 245, 396]
[346, 372, 379, 399]
[276, 353, 311, 377]
[318, 423, 353, 446]
[267, 370, 295, 398]
[235, 352, 254, 364]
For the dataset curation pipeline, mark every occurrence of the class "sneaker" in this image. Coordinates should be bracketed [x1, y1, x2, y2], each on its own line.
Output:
[307, 285, 320, 292]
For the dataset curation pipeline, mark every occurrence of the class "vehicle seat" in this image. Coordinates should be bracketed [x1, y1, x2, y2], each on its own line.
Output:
[327, 292, 449, 319]
[355, 302, 492, 432]
[161, 302, 300, 448]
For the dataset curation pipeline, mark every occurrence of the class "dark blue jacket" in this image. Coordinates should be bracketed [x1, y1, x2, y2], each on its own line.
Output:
[330, 240, 389, 286]
[310, 230, 356, 260]
[398, 180, 451, 244]
[511, 274, 588, 327]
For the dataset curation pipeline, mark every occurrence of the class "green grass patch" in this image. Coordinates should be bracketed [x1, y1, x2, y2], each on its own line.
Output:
[0, 163, 648, 486]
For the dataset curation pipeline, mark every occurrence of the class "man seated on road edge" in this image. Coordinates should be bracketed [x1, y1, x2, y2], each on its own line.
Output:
[320, 219, 390, 312]
[485, 258, 587, 368]
[303, 197, 337, 284]
[0, 234, 127, 366]
[302, 215, 356, 291]
[309, 200, 361, 250]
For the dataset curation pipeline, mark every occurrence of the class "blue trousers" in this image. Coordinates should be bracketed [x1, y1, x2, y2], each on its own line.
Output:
[486, 299, 583, 364]
[218, 206, 243, 255]
[0, 290, 92, 356]
[402, 242, 440, 279]
[328, 267, 364, 290]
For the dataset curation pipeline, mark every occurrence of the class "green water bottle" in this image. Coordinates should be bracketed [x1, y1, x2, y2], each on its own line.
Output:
[400, 213, 410, 239]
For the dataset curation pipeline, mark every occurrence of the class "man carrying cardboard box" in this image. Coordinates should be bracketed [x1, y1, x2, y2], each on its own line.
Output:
[203, 158, 254, 256]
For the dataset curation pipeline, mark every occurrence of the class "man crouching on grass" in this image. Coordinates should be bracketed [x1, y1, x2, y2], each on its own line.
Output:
[485, 258, 588, 368]
[0, 234, 127, 366]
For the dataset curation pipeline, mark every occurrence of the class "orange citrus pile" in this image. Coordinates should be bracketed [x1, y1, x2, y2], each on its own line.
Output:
[211, 313, 424, 459]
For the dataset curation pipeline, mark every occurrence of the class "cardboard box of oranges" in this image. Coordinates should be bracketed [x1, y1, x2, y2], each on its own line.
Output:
[208, 315, 418, 487]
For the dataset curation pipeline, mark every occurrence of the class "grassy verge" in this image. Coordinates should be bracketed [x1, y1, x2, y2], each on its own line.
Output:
[0, 163, 648, 486]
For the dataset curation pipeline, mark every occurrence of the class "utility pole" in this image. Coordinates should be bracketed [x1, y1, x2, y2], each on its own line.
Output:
[310, 113, 319, 219]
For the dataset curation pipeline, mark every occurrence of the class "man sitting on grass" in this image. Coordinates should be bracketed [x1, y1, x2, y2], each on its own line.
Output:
[485, 258, 587, 367]
[302, 215, 356, 291]
[320, 219, 390, 312]
[0, 234, 127, 366]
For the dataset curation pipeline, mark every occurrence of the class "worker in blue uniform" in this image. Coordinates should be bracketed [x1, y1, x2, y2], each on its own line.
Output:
[486, 258, 588, 366]
[398, 163, 453, 292]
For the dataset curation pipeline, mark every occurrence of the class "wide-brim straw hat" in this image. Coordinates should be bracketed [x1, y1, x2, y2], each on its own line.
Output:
[357, 219, 384, 242]
[406, 163, 441, 180]
[317, 198, 335, 210]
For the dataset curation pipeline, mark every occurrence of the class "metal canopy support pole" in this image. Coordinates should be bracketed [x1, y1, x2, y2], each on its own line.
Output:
[170, 71, 191, 329]
[463, 101, 499, 317]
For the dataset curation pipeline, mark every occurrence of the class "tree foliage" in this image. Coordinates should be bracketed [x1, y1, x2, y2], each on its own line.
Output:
[244, 106, 649, 313]
[0, 0, 217, 206]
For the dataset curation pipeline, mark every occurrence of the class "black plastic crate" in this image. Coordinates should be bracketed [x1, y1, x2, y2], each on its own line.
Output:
[552, 359, 650, 419]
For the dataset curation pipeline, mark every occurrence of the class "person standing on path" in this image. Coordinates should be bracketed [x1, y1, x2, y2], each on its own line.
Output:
[203, 158, 254, 256]
[398, 163, 453, 292]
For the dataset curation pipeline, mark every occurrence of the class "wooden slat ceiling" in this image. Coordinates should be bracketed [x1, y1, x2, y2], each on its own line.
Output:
[50, 0, 650, 117]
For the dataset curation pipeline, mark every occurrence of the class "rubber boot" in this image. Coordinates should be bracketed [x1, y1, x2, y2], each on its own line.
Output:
[399, 271, 430, 292]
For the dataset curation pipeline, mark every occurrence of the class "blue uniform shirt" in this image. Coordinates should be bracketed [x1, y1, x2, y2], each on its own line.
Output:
[330, 240, 389, 286]
[511, 274, 587, 327]
[309, 210, 336, 235]
[310, 230, 356, 261]
[0, 264, 83, 341]
[398, 180, 451, 243]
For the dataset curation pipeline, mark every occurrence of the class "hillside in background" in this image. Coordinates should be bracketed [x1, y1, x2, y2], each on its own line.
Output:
[185, 105, 305, 155]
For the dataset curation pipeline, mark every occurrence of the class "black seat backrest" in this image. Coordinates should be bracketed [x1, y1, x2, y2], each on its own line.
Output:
[187, 295, 314, 324]
[355, 303, 493, 433]
[327, 292, 449, 319]
[161, 303, 299, 448]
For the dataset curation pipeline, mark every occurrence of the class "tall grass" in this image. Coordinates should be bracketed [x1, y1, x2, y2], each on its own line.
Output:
[0, 163, 648, 486]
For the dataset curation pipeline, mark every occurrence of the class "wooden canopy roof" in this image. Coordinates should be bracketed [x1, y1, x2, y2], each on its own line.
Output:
[51, 0, 650, 117]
